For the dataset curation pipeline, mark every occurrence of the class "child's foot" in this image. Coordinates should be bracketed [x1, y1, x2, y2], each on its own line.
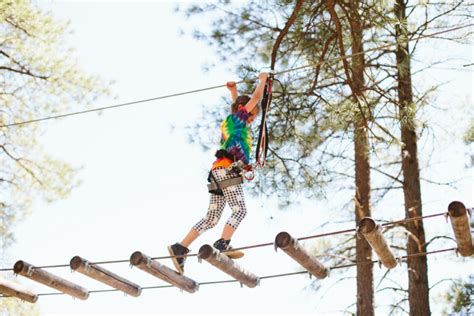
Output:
[213, 238, 244, 259]
[167, 243, 190, 274]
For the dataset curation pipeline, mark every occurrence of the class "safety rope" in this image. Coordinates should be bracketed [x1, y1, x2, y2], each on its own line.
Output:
[255, 71, 274, 169]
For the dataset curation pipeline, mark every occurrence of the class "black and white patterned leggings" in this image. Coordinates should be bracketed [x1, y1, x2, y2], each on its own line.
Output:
[193, 167, 247, 234]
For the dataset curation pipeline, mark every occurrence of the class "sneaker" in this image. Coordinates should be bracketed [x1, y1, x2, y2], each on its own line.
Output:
[167, 243, 190, 274]
[213, 238, 244, 259]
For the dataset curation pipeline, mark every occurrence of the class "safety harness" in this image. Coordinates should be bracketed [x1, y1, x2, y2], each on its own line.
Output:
[207, 172, 243, 196]
[207, 159, 247, 196]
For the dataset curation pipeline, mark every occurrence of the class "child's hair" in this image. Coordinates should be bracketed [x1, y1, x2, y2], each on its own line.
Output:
[231, 95, 251, 113]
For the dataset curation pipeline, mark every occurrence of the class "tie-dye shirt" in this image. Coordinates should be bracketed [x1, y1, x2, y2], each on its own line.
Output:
[212, 108, 253, 169]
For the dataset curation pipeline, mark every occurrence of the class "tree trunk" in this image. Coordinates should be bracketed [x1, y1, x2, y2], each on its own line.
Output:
[352, 40, 374, 316]
[348, 2, 374, 315]
[354, 122, 373, 316]
[394, 0, 430, 315]
[325, 1, 374, 313]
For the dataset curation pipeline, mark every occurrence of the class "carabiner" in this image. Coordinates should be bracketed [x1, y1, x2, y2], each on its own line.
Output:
[244, 169, 255, 181]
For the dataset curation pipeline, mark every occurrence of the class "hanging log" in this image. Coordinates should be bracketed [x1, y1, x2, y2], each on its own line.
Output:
[275, 232, 328, 279]
[358, 217, 397, 269]
[198, 245, 259, 288]
[0, 276, 38, 303]
[448, 201, 474, 257]
[70, 256, 141, 297]
[129, 251, 198, 293]
[13, 260, 89, 300]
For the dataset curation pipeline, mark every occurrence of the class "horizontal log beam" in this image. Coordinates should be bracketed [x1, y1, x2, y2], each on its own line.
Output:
[130, 251, 198, 293]
[448, 201, 473, 257]
[0, 277, 38, 303]
[13, 260, 89, 300]
[198, 245, 259, 288]
[70, 256, 141, 297]
[358, 217, 397, 269]
[275, 232, 328, 279]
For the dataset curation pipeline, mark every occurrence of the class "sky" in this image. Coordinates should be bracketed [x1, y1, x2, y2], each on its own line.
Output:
[2, 1, 473, 316]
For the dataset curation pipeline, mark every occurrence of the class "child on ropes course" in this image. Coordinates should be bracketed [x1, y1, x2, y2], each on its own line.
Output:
[168, 72, 269, 274]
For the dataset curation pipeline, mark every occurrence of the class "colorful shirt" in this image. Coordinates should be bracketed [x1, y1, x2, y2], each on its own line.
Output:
[212, 108, 253, 169]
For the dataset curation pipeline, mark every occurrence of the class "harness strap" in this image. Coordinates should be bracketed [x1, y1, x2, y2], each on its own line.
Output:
[207, 175, 243, 193]
[256, 71, 274, 167]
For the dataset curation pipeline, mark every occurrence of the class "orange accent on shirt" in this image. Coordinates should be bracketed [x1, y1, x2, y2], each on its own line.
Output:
[212, 158, 233, 170]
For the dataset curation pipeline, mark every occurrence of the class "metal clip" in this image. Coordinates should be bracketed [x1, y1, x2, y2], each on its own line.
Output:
[377, 224, 385, 233]
[26, 266, 33, 277]
[273, 240, 279, 252]
[292, 238, 299, 249]
[396, 257, 403, 266]
[467, 207, 472, 217]
[84, 261, 90, 273]
[444, 212, 449, 223]
[146, 258, 152, 268]
[244, 169, 255, 181]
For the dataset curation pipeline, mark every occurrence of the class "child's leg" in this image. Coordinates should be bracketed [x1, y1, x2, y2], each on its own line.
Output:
[180, 228, 199, 248]
[180, 191, 225, 247]
[221, 224, 236, 241]
[191, 188, 226, 239]
[221, 182, 247, 240]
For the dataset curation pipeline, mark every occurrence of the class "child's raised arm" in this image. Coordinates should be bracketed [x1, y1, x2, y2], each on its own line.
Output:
[226, 81, 238, 103]
[244, 73, 268, 112]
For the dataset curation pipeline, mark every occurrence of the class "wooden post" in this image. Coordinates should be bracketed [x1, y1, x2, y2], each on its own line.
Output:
[13, 260, 89, 300]
[275, 232, 328, 279]
[198, 245, 259, 288]
[358, 217, 397, 269]
[448, 201, 474, 257]
[70, 256, 141, 297]
[129, 251, 198, 293]
[0, 277, 38, 303]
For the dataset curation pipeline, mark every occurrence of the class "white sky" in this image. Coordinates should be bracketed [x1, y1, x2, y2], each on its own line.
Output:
[3, 1, 473, 316]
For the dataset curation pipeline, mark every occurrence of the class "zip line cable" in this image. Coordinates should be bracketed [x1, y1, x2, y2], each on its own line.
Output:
[0, 84, 224, 128]
[0, 247, 457, 298]
[1, 23, 471, 129]
[0, 211, 448, 272]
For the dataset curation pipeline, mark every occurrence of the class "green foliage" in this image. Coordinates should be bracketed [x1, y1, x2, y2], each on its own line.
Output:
[464, 119, 474, 144]
[181, 0, 396, 203]
[0, 3, 108, 310]
[0, 0, 108, 248]
[464, 119, 474, 167]
[0, 297, 39, 316]
[180, 1, 471, 314]
[180, 0, 469, 206]
[443, 278, 474, 315]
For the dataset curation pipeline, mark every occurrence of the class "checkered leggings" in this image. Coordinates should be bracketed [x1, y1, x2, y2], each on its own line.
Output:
[193, 167, 247, 234]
